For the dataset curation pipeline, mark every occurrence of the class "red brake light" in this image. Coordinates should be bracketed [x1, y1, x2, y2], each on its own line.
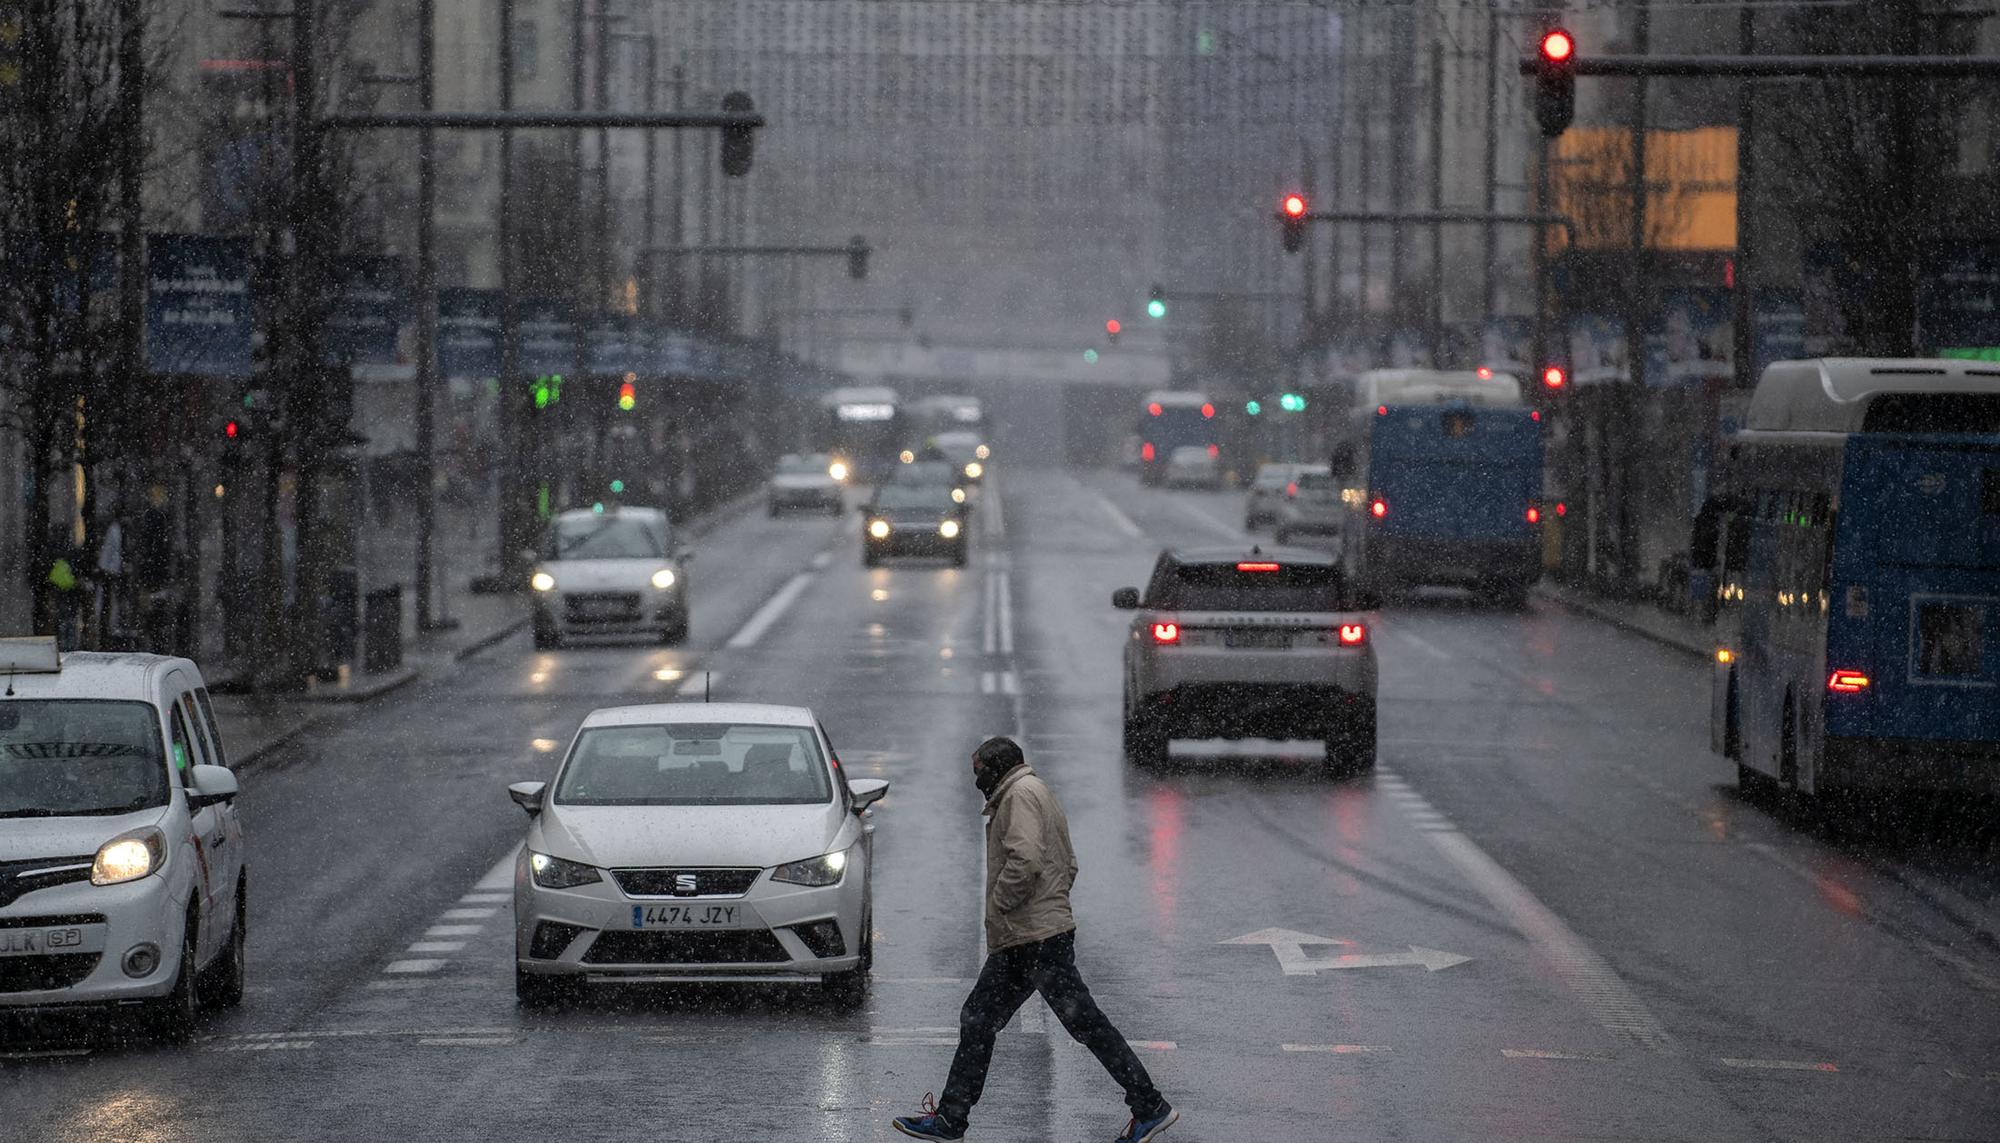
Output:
[1476, 366, 1492, 379]
[1542, 365, 1566, 389]
[1376, 405, 1388, 416]
[1338, 624, 1367, 646]
[1148, 402, 1163, 416]
[1237, 562, 1280, 572]
[1555, 501, 1567, 517]
[1285, 481, 1298, 497]
[1370, 499, 1387, 518]
[1526, 506, 1541, 524]
[1531, 409, 1542, 422]
[224, 420, 239, 439]
[1206, 444, 1219, 458]
[1828, 670, 1870, 693]
[1142, 442, 1155, 462]
[1152, 622, 1180, 644]
[1200, 403, 1215, 419]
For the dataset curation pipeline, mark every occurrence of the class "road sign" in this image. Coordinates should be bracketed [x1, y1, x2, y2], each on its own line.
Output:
[1221, 928, 1471, 976]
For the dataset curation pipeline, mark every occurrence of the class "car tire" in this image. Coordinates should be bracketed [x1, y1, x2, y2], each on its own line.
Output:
[1123, 704, 1168, 770]
[822, 914, 872, 1009]
[515, 967, 577, 1009]
[148, 911, 201, 1044]
[1323, 710, 1377, 778]
[198, 873, 248, 1009]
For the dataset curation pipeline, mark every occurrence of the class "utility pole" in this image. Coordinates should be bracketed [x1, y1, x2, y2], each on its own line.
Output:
[1731, 3, 1756, 390]
[1616, 0, 1653, 584]
[115, 0, 143, 616]
[641, 35, 658, 317]
[496, 0, 526, 582]
[413, 0, 449, 631]
[1299, 141, 1318, 329]
[285, 0, 330, 686]
[1428, 35, 1446, 364]
[1387, 7, 1411, 316]
[1482, 11, 1502, 323]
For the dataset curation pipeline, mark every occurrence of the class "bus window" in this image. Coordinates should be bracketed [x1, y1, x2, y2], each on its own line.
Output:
[1914, 601, 1985, 679]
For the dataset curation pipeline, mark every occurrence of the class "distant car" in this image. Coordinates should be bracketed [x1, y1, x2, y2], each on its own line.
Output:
[507, 702, 888, 1007]
[929, 431, 989, 484]
[530, 506, 691, 648]
[768, 453, 845, 516]
[0, 638, 247, 1042]
[887, 455, 969, 507]
[1245, 463, 1315, 528]
[1276, 469, 1344, 544]
[1113, 548, 1378, 776]
[1162, 445, 1223, 489]
[862, 483, 969, 568]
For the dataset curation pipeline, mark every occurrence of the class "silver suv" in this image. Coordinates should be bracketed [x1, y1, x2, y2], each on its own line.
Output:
[1113, 548, 1378, 776]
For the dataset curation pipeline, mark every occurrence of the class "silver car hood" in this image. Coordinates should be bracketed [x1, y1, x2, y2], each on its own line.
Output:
[534, 802, 848, 870]
[539, 558, 671, 593]
[0, 805, 169, 861]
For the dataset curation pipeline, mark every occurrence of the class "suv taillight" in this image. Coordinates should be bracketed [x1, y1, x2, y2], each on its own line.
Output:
[1338, 624, 1367, 646]
[1152, 622, 1180, 644]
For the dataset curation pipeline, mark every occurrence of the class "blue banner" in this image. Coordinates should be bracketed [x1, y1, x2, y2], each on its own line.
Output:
[1643, 287, 1733, 387]
[1566, 313, 1630, 386]
[517, 297, 575, 377]
[146, 234, 253, 378]
[1751, 289, 1806, 380]
[437, 288, 502, 379]
[587, 318, 635, 377]
[324, 255, 407, 367]
[1918, 244, 2000, 351]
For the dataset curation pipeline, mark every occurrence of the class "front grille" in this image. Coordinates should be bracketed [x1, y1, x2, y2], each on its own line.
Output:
[565, 592, 642, 622]
[613, 868, 761, 898]
[0, 953, 100, 993]
[788, 919, 846, 959]
[581, 929, 788, 965]
[0, 913, 106, 929]
[529, 921, 589, 960]
[0, 860, 95, 909]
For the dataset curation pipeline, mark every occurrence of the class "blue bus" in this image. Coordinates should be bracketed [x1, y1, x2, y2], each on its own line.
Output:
[1335, 369, 1544, 606]
[1708, 358, 2000, 797]
[1136, 390, 1220, 485]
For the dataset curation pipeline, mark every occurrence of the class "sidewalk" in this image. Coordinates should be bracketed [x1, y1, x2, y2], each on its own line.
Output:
[1534, 579, 1714, 661]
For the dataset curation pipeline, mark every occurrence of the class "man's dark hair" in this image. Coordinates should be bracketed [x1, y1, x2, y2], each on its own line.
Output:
[972, 735, 1025, 774]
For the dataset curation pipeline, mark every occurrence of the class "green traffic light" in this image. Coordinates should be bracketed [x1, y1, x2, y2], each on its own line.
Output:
[1279, 392, 1307, 412]
[1245, 400, 1262, 416]
[1147, 298, 1167, 320]
[1083, 349, 1099, 364]
[610, 479, 625, 494]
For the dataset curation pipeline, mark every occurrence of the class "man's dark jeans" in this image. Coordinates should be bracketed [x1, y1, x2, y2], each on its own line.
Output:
[936, 930, 1167, 1128]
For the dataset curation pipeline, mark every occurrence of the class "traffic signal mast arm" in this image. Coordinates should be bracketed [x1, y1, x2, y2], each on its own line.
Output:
[323, 109, 768, 130]
[1271, 208, 1576, 248]
[1520, 54, 2000, 78]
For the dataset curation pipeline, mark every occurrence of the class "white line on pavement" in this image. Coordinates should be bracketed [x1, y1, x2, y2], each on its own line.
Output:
[811, 549, 833, 569]
[474, 853, 515, 892]
[1719, 1058, 1840, 1072]
[407, 941, 466, 954]
[440, 907, 497, 920]
[982, 573, 998, 654]
[1282, 1043, 1394, 1054]
[727, 572, 814, 648]
[676, 671, 720, 699]
[426, 925, 482, 938]
[980, 671, 996, 694]
[1097, 494, 1144, 539]
[1393, 629, 1453, 660]
[997, 570, 1014, 654]
[983, 474, 1006, 541]
[1000, 670, 1019, 695]
[383, 959, 447, 974]
[1502, 1048, 1611, 1061]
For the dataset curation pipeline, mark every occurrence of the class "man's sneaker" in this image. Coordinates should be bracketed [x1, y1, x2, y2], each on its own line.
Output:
[1115, 1105, 1179, 1143]
[891, 1093, 965, 1141]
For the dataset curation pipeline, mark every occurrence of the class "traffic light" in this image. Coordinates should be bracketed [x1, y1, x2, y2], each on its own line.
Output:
[1147, 284, 1167, 320]
[1106, 319, 1121, 345]
[1279, 392, 1307, 413]
[1245, 399, 1262, 416]
[1541, 364, 1567, 390]
[532, 374, 563, 409]
[1279, 193, 1309, 254]
[719, 91, 756, 177]
[847, 235, 870, 281]
[1534, 28, 1576, 138]
[618, 379, 637, 412]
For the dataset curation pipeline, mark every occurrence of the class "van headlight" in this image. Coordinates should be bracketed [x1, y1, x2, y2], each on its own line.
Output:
[92, 828, 166, 886]
[828, 460, 850, 482]
[772, 848, 849, 887]
[529, 851, 602, 890]
[650, 568, 677, 590]
[963, 462, 983, 479]
[939, 519, 962, 539]
[530, 571, 557, 592]
[868, 519, 891, 540]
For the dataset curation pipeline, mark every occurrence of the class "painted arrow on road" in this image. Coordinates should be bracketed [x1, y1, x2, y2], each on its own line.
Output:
[1221, 928, 1472, 976]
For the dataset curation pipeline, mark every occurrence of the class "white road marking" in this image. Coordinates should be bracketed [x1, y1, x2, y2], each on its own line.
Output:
[870, 1037, 962, 1046]
[980, 671, 996, 694]
[1719, 1057, 1839, 1073]
[426, 925, 482, 938]
[1000, 670, 1019, 696]
[1393, 629, 1453, 660]
[996, 571, 1015, 654]
[205, 1041, 315, 1052]
[982, 574, 998, 654]
[1283, 1043, 1394, 1054]
[811, 550, 833, 569]
[474, 853, 515, 892]
[1097, 494, 1144, 539]
[1127, 1040, 1177, 1051]
[383, 959, 448, 974]
[727, 572, 814, 648]
[676, 671, 720, 699]
[367, 979, 430, 990]
[407, 941, 466, 954]
[1502, 1048, 1610, 1061]
[418, 1036, 516, 1047]
[440, 907, 498, 920]
[459, 891, 509, 904]
[983, 474, 1006, 540]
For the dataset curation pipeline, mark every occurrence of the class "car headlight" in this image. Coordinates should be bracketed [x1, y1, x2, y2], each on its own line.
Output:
[868, 519, 891, 539]
[651, 567, 677, 590]
[951, 487, 967, 504]
[530, 571, 556, 592]
[975, 444, 990, 460]
[91, 827, 165, 886]
[963, 462, 983, 479]
[772, 848, 849, 887]
[828, 461, 850, 482]
[939, 519, 962, 539]
[529, 851, 602, 890]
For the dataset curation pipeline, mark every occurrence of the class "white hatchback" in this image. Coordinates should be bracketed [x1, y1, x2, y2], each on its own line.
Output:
[507, 702, 888, 1007]
[0, 638, 246, 1041]
[529, 506, 692, 648]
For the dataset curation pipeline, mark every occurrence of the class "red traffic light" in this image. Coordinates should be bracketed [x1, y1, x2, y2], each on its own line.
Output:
[1106, 319, 1121, 336]
[1540, 29, 1574, 63]
[224, 420, 240, 439]
[1542, 365, 1567, 389]
[1281, 194, 1308, 218]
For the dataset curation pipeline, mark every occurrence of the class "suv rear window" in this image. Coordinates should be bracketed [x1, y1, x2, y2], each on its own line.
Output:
[1146, 562, 1347, 611]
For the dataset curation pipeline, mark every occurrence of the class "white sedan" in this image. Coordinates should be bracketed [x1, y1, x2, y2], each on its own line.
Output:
[507, 702, 888, 1007]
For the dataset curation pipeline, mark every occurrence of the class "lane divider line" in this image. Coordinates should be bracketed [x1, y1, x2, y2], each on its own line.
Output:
[1098, 494, 1144, 539]
[997, 570, 1015, 655]
[727, 572, 815, 648]
[1719, 1058, 1840, 1073]
[1283, 1043, 1394, 1054]
[982, 573, 998, 655]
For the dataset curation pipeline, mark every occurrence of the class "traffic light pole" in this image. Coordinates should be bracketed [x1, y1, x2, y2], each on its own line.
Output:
[1522, 54, 2000, 79]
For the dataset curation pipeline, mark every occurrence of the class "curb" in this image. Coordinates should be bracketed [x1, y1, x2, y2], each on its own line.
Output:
[229, 710, 329, 770]
[453, 616, 530, 662]
[1533, 584, 1710, 661]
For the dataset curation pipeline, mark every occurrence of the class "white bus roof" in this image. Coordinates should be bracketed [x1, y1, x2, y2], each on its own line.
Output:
[821, 385, 899, 406]
[1356, 369, 1522, 409]
[1747, 358, 2000, 432]
[1142, 390, 1212, 407]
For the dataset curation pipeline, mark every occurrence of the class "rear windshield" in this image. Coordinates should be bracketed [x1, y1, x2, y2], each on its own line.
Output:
[890, 461, 956, 485]
[544, 514, 669, 560]
[1146, 562, 1348, 611]
[1374, 407, 1538, 460]
[873, 485, 956, 511]
[556, 723, 831, 806]
[1861, 393, 2000, 433]
[0, 700, 170, 818]
[1295, 473, 1337, 495]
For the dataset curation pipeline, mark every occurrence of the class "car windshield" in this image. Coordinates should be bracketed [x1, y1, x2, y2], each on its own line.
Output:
[1295, 473, 1337, 497]
[1253, 465, 1293, 488]
[555, 723, 831, 806]
[890, 461, 956, 485]
[872, 485, 957, 512]
[1147, 562, 1347, 612]
[0, 700, 170, 818]
[544, 515, 667, 561]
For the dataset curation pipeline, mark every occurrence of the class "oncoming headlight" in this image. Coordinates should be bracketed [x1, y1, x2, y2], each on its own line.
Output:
[651, 568, 677, 590]
[529, 851, 602, 890]
[975, 444, 990, 460]
[868, 519, 892, 540]
[963, 462, 984, 479]
[530, 571, 557, 593]
[827, 460, 850, 482]
[772, 848, 849, 887]
[91, 828, 166, 886]
[939, 519, 962, 539]
[951, 488, 967, 504]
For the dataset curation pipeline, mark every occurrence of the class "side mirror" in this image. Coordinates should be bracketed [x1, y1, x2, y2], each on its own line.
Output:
[1111, 587, 1140, 610]
[847, 777, 890, 813]
[508, 780, 547, 815]
[186, 764, 239, 810]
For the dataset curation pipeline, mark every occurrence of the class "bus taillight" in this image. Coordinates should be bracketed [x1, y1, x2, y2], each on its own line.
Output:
[1142, 442, 1156, 462]
[1526, 505, 1541, 524]
[1828, 670, 1871, 693]
[1370, 498, 1387, 519]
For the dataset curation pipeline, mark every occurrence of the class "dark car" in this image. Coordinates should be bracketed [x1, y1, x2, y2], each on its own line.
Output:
[862, 483, 969, 568]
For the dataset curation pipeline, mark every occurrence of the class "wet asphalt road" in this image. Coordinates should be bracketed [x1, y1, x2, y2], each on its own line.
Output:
[5, 467, 2000, 1143]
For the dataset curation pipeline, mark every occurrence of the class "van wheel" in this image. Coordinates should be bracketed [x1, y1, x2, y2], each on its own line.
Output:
[198, 874, 247, 1009]
[821, 920, 872, 1009]
[148, 912, 201, 1044]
